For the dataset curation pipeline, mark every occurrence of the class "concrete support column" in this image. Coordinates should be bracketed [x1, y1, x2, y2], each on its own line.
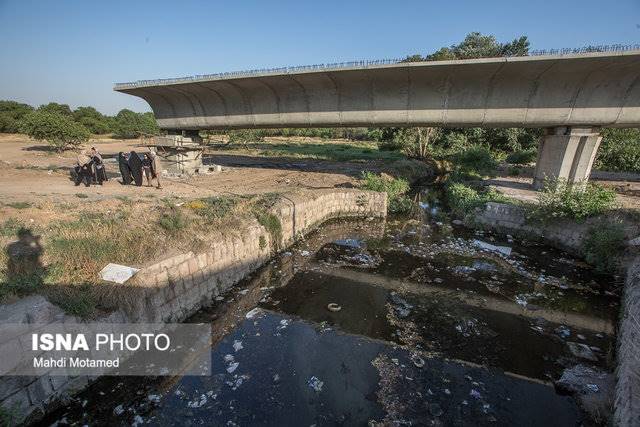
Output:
[532, 126, 602, 190]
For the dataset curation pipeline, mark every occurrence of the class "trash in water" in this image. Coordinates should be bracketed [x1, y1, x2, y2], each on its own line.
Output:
[472, 240, 512, 256]
[586, 384, 599, 393]
[245, 308, 262, 319]
[98, 263, 140, 284]
[300, 250, 311, 256]
[147, 394, 161, 403]
[470, 389, 482, 399]
[410, 353, 425, 368]
[555, 325, 571, 338]
[567, 342, 598, 362]
[327, 303, 342, 312]
[113, 405, 125, 416]
[232, 340, 243, 352]
[429, 403, 443, 417]
[226, 362, 239, 373]
[187, 394, 208, 408]
[307, 376, 324, 392]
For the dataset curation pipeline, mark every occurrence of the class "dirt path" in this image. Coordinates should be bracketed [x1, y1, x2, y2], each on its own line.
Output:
[0, 134, 367, 205]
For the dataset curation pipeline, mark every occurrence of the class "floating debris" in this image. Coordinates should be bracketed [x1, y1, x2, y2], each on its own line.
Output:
[307, 376, 324, 392]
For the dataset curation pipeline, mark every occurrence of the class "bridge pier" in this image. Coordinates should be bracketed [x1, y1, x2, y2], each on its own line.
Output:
[532, 126, 602, 190]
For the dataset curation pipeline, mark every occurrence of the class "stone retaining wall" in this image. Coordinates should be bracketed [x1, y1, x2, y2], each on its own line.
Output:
[0, 188, 387, 425]
[615, 258, 640, 426]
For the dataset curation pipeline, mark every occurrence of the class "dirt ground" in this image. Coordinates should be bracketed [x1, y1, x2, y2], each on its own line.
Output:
[0, 133, 372, 207]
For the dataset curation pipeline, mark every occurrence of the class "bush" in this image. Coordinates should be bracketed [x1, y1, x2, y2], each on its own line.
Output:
[506, 148, 537, 165]
[595, 128, 640, 172]
[158, 207, 189, 232]
[452, 145, 498, 175]
[532, 179, 617, 222]
[360, 171, 413, 214]
[0, 100, 34, 133]
[228, 129, 265, 144]
[445, 182, 507, 217]
[188, 196, 237, 221]
[583, 222, 626, 274]
[19, 111, 90, 151]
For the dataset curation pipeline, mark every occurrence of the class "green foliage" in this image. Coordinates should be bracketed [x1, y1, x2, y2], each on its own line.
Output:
[595, 128, 640, 172]
[0, 100, 34, 132]
[360, 171, 413, 214]
[445, 182, 507, 217]
[6, 201, 31, 209]
[187, 196, 238, 221]
[256, 212, 282, 248]
[0, 218, 24, 237]
[19, 111, 90, 151]
[532, 179, 617, 222]
[414, 32, 530, 61]
[48, 283, 97, 318]
[112, 109, 158, 139]
[38, 102, 73, 116]
[582, 222, 626, 274]
[506, 148, 537, 164]
[452, 145, 498, 175]
[158, 207, 189, 232]
[73, 106, 112, 134]
[228, 129, 266, 144]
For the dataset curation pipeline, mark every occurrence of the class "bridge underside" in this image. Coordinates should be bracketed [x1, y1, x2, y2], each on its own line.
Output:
[115, 51, 640, 186]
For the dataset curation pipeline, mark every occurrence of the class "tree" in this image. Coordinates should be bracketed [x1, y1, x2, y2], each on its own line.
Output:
[19, 111, 90, 151]
[38, 102, 73, 117]
[426, 32, 530, 61]
[0, 100, 34, 133]
[112, 109, 159, 139]
[401, 54, 426, 63]
[73, 106, 112, 134]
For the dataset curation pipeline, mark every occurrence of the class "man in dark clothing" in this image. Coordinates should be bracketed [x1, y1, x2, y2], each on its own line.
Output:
[90, 147, 108, 185]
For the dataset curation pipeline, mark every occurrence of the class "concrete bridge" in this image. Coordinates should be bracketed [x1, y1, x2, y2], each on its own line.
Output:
[115, 50, 640, 187]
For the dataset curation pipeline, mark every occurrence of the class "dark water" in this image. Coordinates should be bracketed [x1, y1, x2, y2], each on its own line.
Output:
[39, 188, 620, 426]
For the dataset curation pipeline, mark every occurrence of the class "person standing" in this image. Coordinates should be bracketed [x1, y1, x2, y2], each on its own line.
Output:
[149, 150, 162, 189]
[90, 147, 108, 185]
[142, 152, 153, 187]
[74, 151, 92, 187]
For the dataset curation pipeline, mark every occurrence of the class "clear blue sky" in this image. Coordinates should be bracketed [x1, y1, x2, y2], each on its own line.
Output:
[1, 0, 638, 115]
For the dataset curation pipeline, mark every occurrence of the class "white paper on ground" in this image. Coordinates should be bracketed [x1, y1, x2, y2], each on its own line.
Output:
[99, 263, 140, 284]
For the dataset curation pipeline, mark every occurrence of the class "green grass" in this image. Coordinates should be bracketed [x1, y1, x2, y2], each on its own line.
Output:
[531, 179, 617, 222]
[0, 218, 24, 237]
[6, 201, 31, 209]
[255, 212, 282, 249]
[75, 193, 89, 199]
[186, 196, 238, 221]
[218, 140, 404, 163]
[158, 207, 190, 233]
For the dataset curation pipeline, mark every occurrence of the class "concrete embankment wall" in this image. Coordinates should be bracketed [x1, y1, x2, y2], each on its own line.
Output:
[0, 189, 387, 425]
[470, 201, 640, 425]
[615, 258, 640, 427]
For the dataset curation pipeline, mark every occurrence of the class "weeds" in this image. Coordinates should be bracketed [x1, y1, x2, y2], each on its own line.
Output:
[158, 207, 189, 233]
[506, 148, 537, 165]
[187, 196, 238, 221]
[256, 212, 282, 249]
[446, 182, 508, 218]
[582, 222, 626, 274]
[360, 171, 413, 214]
[6, 201, 31, 209]
[531, 179, 617, 222]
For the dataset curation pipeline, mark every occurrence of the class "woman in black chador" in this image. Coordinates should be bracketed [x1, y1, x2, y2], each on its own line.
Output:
[90, 147, 108, 185]
[118, 152, 133, 185]
[74, 152, 93, 187]
[127, 151, 144, 186]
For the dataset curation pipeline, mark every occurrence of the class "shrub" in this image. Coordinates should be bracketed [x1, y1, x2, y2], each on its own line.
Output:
[532, 179, 617, 222]
[360, 171, 413, 214]
[452, 145, 498, 175]
[158, 207, 189, 232]
[595, 128, 640, 172]
[256, 212, 282, 248]
[188, 196, 237, 221]
[582, 222, 626, 274]
[19, 111, 90, 151]
[0, 100, 34, 133]
[506, 148, 537, 165]
[228, 129, 265, 144]
[445, 182, 507, 217]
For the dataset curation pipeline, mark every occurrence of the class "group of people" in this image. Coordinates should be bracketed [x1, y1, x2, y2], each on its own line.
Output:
[74, 147, 108, 187]
[73, 148, 162, 189]
[118, 150, 162, 189]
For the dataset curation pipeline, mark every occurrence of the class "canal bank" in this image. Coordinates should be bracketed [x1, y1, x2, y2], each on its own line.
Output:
[33, 187, 623, 426]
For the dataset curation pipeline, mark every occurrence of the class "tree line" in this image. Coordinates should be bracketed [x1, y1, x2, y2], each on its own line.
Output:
[0, 100, 159, 151]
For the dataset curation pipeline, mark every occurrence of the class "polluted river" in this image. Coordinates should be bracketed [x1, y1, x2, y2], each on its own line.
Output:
[41, 187, 619, 426]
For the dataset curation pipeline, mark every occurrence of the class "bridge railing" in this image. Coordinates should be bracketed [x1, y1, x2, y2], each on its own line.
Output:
[114, 43, 640, 90]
